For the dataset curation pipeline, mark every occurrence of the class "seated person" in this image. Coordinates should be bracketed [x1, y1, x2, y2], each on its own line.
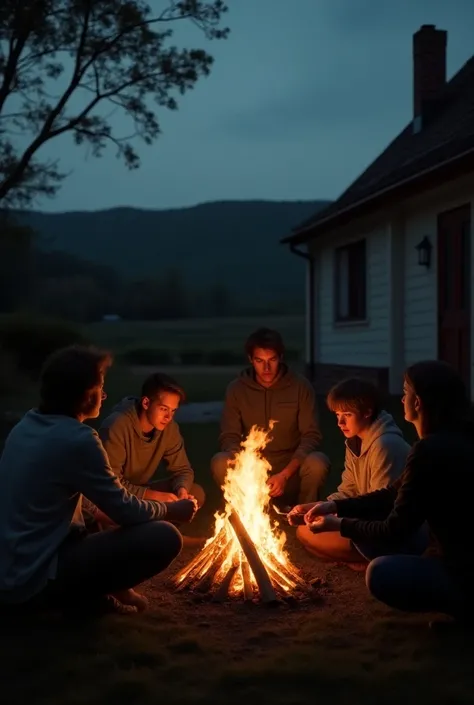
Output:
[0, 346, 196, 615]
[211, 327, 329, 506]
[290, 360, 474, 632]
[296, 377, 413, 568]
[99, 372, 205, 509]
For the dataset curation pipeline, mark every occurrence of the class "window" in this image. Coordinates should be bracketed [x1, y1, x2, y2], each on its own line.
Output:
[334, 239, 367, 322]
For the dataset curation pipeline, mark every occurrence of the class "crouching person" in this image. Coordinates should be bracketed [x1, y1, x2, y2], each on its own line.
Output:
[291, 362, 474, 632]
[211, 327, 330, 506]
[295, 378, 424, 569]
[99, 373, 205, 510]
[0, 346, 196, 616]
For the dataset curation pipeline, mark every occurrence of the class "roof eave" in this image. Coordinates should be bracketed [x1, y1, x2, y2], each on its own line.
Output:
[281, 146, 474, 246]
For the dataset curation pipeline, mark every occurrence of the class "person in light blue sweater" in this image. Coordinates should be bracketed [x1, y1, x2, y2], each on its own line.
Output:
[0, 346, 197, 615]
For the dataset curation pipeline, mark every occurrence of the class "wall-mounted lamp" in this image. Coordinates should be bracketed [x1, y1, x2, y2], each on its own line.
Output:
[415, 236, 432, 268]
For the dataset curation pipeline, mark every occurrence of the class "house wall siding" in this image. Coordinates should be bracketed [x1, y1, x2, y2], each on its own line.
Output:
[304, 173, 474, 396]
[317, 226, 390, 368]
[402, 179, 474, 396]
[403, 210, 438, 365]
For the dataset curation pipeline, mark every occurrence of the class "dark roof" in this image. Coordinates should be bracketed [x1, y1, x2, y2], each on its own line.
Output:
[284, 56, 474, 245]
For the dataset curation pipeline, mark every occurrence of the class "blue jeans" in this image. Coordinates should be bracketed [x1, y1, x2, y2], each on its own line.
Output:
[366, 554, 466, 617]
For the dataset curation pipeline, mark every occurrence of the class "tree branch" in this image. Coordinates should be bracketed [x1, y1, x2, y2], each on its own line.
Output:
[0, 0, 229, 206]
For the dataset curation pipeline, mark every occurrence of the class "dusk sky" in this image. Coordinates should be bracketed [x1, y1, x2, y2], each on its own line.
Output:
[39, 0, 474, 212]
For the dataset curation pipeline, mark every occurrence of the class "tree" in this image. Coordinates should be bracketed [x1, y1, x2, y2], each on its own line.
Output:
[0, 218, 34, 311]
[0, 0, 228, 207]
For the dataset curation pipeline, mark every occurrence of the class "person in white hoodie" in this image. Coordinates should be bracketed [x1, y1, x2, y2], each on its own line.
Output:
[0, 346, 197, 615]
[294, 377, 426, 569]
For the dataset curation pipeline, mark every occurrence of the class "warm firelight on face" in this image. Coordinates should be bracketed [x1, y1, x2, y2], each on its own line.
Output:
[174, 423, 303, 599]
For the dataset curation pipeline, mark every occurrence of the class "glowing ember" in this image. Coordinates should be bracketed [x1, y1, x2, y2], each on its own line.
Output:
[174, 423, 307, 601]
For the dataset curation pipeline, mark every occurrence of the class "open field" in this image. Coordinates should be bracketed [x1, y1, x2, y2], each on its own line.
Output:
[0, 315, 304, 422]
[85, 314, 305, 358]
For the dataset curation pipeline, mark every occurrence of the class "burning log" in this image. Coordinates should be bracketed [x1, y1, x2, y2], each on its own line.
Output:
[193, 539, 233, 593]
[172, 424, 311, 603]
[175, 527, 227, 591]
[212, 559, 239, 602]
[240, 558, 253, 601]
[228, 510, 278, 604]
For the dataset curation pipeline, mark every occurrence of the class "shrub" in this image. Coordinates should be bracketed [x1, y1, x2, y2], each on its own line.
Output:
[0, 313, 88, 378]
[121, 347, 173, 366]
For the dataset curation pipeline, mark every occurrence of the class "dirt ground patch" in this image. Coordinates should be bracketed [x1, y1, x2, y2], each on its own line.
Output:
[2, 525, 474, 705]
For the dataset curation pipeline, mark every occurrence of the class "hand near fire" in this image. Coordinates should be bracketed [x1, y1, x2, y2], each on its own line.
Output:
[288, 500, 336, 526]
[267, 471, 288, 498]
[163, 498, 198, 523]
[308, 515, 342, 533]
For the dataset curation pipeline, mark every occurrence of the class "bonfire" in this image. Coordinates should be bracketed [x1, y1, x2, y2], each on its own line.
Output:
[174, 423, 313, 603]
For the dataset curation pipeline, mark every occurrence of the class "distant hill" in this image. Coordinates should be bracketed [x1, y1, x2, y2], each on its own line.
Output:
[20, 200, 331, 310]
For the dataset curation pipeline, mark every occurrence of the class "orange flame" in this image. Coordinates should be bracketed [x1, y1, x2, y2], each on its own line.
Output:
[175, 423, 303, 597]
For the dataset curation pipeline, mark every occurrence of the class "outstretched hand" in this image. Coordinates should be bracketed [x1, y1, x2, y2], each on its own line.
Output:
[163, 498, 198, 523]
[288, 500, 336, 526]
[308, 515, 342, 533]
[267, 471, 288, 498]
[288, 502, 317, 526]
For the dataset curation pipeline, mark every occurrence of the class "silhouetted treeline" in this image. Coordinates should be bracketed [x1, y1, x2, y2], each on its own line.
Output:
[0, 221, 268, 321]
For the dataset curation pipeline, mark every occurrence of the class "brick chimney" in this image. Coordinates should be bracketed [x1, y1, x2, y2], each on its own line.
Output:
[413, 24, 447, 128]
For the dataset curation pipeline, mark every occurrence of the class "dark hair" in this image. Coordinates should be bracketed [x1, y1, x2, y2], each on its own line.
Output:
[141, 372, 185, 403]
[39, 345, 112, 417]
[244, 328, 285, 358]
[404, 360, 473, 433]
[327, 377, 382, 420]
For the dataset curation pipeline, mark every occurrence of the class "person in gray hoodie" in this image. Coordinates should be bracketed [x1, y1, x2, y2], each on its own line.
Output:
[211, 328, 330, 505]
[99, 372, 205, 509]
[294, 377, 421, 568]
[0, 346, 197, 614]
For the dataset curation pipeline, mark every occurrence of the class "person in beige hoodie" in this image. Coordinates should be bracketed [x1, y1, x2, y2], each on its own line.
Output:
[295, 377, 418, 569]
[211, 328, 330, 505]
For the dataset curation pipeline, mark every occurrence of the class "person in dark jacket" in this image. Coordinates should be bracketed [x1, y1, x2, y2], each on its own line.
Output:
[211, 328, 330, 506]
[289, 360, 474, 630]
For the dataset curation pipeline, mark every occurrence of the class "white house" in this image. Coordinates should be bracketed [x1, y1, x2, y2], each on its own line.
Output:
[283, 24, 474, 397]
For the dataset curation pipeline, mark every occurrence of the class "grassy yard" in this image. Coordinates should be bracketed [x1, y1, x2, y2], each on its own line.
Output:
[1, 372, 472, 705]
[86, 315, 305, 356]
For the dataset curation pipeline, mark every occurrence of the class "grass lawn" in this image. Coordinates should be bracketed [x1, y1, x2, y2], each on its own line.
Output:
[1, 372, 473, 704]
[85, 314, 305, 358]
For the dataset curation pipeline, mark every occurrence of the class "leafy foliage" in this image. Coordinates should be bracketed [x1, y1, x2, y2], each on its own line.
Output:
[0, 0, 228, 207]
